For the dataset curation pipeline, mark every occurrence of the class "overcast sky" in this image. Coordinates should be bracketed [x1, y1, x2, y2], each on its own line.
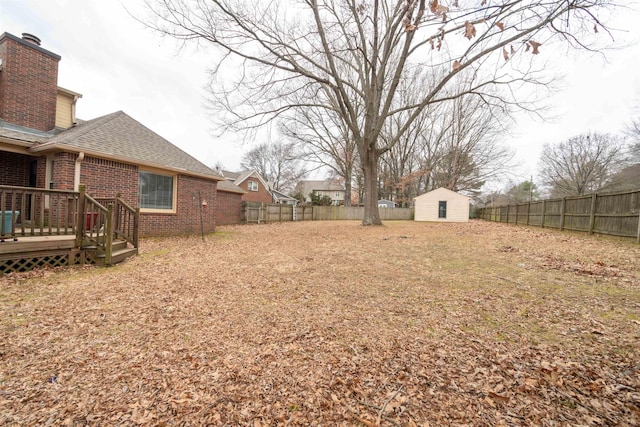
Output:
[2, 0, 639, 187]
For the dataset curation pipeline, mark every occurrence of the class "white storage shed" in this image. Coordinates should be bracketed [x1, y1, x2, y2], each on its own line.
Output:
[414, 187, 470, 222]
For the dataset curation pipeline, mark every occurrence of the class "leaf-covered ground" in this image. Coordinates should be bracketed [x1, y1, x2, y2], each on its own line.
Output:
[1, 220, 639, 426]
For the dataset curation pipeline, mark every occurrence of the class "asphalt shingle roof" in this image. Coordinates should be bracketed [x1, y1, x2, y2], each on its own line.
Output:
[217, 179, 246, 194]
[32, 111, 222, 180]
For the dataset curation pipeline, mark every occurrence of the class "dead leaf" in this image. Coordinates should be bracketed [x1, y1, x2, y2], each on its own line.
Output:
[429, 0, 438, 14]
[435, 5, 449, 15]
[528, 40, 542, 54]
[464, 21, 476, 39]
[453, 60, 462, 71]
[594, 24, 598, 33]
[405, 24, 417, 32]
[488, 391, 510, 403]
[495, 22, 505, 31]
[502, 47, 509, 61]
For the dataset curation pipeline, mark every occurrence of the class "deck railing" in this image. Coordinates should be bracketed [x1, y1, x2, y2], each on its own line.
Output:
[1, 185, 140, 265]
[0, 185, 79, 239]
[94, 194, 140, 249]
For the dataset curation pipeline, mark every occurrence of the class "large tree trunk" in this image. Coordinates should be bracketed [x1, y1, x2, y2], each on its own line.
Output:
[361, 147, 382, 226]
[344, 179, 352, 207]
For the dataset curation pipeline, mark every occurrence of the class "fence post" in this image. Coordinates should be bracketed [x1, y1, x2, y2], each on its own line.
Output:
[506, 205, 509, 224]
[515, 204, 518, 225]
[541, 200, 546, 228]
[526, 201, 531, 225]
[588, 193, 598, 234]
[636, 210, 640, 244]
[560, 197, 566, 231]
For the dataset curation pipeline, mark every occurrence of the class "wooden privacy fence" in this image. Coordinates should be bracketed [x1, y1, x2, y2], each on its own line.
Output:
[243, 204, 414, 223]
[476, 189, 640, 243]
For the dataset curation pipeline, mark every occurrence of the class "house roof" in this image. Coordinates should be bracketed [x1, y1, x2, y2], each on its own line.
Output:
[297, 179, 344, 196]
[217, 179, 246, 194]
[0, 122, 51, 145]
[221, 170, 240, 180]
[30, 111, 223, 181]
[271, 189, 298, 202]
[234, 170, 270, 188]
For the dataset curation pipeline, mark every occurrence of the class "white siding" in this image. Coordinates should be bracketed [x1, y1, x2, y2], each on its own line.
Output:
[414, 187, 470, 222]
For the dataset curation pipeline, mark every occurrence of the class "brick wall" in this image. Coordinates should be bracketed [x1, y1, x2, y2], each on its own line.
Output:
[81, 157, 138, 205]
[0, 33, 60, 132]
[0, 152, 32, 186]
[216, 190, 243, 225]
[139, 175, 218, 236]
[51, 152, 75, 190]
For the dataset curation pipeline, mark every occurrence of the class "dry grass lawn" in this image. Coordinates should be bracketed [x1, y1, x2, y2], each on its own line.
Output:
[1, 220, 639, 426]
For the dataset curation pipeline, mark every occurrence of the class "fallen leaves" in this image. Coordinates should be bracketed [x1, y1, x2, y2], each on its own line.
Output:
[1, 221, 639, 425]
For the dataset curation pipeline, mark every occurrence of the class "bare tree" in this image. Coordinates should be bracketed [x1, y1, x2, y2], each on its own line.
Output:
[538, 132, 627, 196]
[144, 0, 615, 225]
[240, 141, 307, 192]
[279, 96, 359, 206]
[626, 117, 640, 162]
[427, 90, 515, 194]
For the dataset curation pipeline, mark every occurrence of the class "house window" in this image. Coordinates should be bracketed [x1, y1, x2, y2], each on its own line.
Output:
[248, 180, 259, 191]
[139, 171, 175, 210]
[438, 201, 447, 218]
[335, 192, 341, 197]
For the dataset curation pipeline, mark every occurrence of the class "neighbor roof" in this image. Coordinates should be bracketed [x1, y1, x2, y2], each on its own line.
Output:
[30, 111, 222, 180]
[296, 179, 344, 197]
[234, 170, 269, 188]
[217, 179, 246, 194]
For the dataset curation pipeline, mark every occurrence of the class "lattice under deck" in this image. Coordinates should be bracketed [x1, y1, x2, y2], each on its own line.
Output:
[0, 251, 94, 274]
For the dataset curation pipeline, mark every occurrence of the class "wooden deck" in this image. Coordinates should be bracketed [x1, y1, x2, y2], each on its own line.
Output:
[0, 185, 140, 273]
[0, 234, 76, 255]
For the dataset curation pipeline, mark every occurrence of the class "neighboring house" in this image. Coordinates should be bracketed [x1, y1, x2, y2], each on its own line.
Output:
[296, 179, 345, 205]
[0, 31, 224, 236]
[414, 187, 471, 222]
[271, 189, 298, 205]
[215, 180, 246, 225]
[222, 170, 272, 204]
[378, 199, 396, 208]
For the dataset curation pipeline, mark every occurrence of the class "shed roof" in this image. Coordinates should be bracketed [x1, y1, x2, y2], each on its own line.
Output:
[414, 187, 471, 201]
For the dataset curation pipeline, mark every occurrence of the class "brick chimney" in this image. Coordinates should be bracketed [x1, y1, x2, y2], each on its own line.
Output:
[0, 32, 61, 132]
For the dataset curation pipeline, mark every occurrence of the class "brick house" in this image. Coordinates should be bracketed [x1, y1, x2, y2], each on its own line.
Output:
[221, 170, 273, 204]
[0, 31, 239, 236]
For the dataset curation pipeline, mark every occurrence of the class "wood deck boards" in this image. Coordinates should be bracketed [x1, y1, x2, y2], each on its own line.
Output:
[0, 234, 76, 257]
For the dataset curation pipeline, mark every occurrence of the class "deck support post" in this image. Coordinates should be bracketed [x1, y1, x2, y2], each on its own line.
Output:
[75, 185, 86, 247]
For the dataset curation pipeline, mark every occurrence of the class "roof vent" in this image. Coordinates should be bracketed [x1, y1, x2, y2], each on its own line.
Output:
[21, 33, 41, 46]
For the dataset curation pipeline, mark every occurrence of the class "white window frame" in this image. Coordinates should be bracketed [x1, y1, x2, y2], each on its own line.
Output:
[248, 180, 259, 191]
